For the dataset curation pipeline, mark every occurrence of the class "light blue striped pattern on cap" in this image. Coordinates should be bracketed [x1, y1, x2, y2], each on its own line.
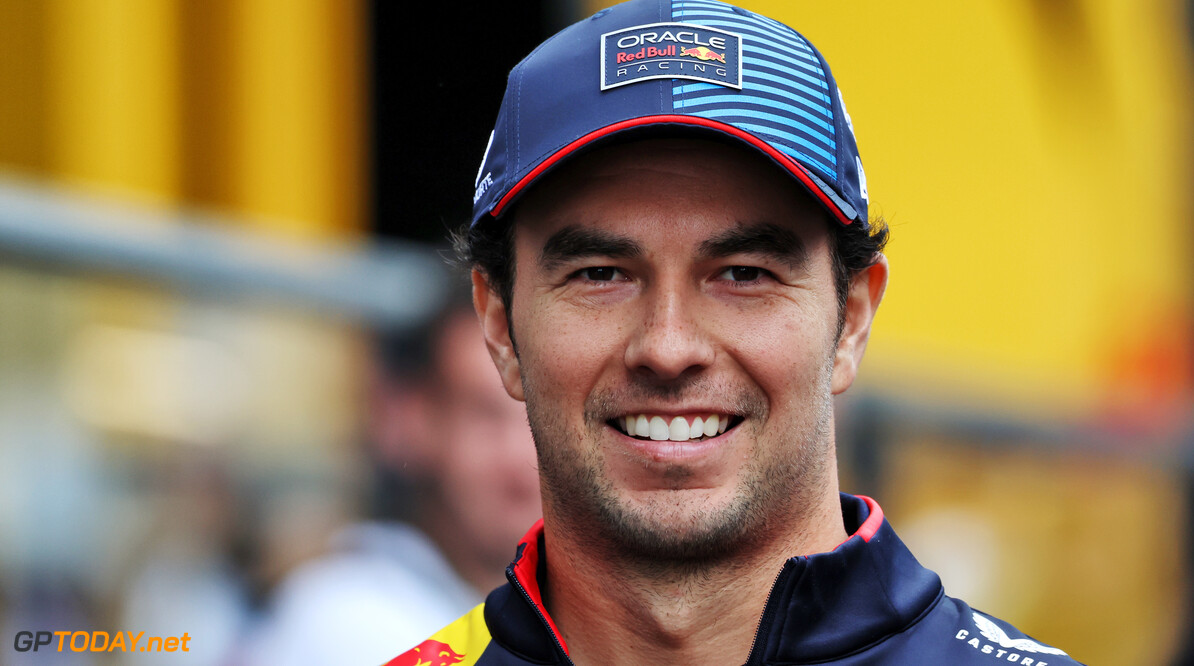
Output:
[670, 0, 837, 180]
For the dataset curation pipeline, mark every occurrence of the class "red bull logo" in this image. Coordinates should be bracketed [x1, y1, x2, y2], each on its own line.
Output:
[389, 639, 466, 666]
[679, 46, 726, 63]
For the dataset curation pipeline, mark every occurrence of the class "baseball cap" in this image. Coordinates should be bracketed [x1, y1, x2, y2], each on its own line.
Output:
[470, 0, 869, 229]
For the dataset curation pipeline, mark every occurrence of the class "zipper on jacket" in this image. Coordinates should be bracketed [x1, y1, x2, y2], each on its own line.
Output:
[510, 571, 576, 666]
[742, 559, 794, 665]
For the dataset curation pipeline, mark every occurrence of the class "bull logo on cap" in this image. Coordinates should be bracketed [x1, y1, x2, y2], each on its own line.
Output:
[679, 46, 726, 63]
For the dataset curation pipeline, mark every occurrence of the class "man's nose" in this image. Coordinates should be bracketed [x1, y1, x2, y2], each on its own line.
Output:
[623, 285, 715, 382]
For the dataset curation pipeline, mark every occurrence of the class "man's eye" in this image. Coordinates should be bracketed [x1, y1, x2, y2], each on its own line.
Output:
[720, 266, 763, 282]
[582, 267, 621, 281]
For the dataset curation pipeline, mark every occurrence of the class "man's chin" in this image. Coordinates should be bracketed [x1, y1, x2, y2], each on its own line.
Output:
[591, 490, 760, 563]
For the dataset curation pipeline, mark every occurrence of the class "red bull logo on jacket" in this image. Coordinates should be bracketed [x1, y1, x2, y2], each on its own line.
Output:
[601, 22, 741, 91]
[385, 604, 489, 666]
[389, 639, 465, 666]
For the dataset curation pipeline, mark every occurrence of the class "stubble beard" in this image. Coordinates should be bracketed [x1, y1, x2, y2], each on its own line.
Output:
[524, 360, 837, 571]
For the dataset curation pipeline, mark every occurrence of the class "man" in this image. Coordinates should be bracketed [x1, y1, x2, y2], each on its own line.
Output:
[242, 301, 541, 665]
[391, 1, 1082, 664]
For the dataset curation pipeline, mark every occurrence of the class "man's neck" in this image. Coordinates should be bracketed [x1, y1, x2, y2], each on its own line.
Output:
[542, 489, 848, 666]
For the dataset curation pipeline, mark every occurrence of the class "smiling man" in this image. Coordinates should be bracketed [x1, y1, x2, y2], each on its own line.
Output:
[388, 1, 1081, 665]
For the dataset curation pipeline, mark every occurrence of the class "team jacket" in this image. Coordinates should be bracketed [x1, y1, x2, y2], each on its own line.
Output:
[387, 494, 1083, 665]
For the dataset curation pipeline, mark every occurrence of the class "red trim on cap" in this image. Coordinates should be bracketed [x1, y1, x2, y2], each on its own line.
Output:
[489, 115, 853, 225]
[512, 520, 570, 654]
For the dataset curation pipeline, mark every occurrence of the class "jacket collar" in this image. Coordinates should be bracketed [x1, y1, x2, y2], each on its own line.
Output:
[485, 494, 943, 664]
[747, 494, 944, 663]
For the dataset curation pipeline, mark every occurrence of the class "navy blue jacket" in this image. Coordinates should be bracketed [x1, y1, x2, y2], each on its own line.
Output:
[388, 494, 1082, 665]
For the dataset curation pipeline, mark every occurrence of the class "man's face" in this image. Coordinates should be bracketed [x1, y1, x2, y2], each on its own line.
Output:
[475, 139, 883, 561]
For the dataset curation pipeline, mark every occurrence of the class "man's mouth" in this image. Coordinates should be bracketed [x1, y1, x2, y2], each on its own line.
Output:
[608, 413, 741, 442]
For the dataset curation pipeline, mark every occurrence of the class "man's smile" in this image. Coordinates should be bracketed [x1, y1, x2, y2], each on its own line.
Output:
[608, 413, 742, 442]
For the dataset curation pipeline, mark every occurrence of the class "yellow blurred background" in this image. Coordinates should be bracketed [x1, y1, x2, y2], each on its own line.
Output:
[0, 1, 1189, 664]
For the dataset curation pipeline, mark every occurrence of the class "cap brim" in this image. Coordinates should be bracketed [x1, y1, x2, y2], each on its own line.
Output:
[488, 114, 856, 226]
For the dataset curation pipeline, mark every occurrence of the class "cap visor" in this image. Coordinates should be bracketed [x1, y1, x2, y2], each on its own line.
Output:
[490, 114, 854, 226]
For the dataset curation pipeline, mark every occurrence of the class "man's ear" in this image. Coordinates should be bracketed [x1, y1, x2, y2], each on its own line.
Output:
[472, 269, 525, 401]
[831, 255, 888, 395]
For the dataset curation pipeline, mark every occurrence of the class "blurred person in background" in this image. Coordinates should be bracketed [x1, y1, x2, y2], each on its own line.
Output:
[239, 290, 542, 665]
[119, 451, 252, 666]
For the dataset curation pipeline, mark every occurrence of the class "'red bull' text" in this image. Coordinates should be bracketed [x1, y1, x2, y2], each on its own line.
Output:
[616, 45, 677, 63]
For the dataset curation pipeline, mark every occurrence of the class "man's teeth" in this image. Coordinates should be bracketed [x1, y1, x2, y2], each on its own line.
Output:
[668, 417, 688, 441]
[634, 415, 650, 437]
[650, 417, 670, 441]
[619, 414, 730, 442]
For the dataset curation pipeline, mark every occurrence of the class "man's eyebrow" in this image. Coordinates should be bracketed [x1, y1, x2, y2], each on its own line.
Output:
[697, 222, 809, 269]
[539, 225, 644, 271]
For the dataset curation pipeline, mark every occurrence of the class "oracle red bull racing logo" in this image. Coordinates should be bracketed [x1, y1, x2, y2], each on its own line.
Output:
[390, 639, 465, 666]
[601, 22, 741, 90]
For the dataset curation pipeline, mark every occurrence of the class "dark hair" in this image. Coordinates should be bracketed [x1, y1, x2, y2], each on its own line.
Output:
[452, 212, 887, 336]
[826, 215, 890, 334]
[451, 217, 516, 317]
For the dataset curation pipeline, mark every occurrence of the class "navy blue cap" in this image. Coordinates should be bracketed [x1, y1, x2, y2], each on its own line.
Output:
[471, 0, 869, 228]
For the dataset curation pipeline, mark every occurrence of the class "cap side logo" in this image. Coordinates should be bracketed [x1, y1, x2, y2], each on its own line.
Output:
[601, 22, 742, 91]
[474, 130, 495, 205]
